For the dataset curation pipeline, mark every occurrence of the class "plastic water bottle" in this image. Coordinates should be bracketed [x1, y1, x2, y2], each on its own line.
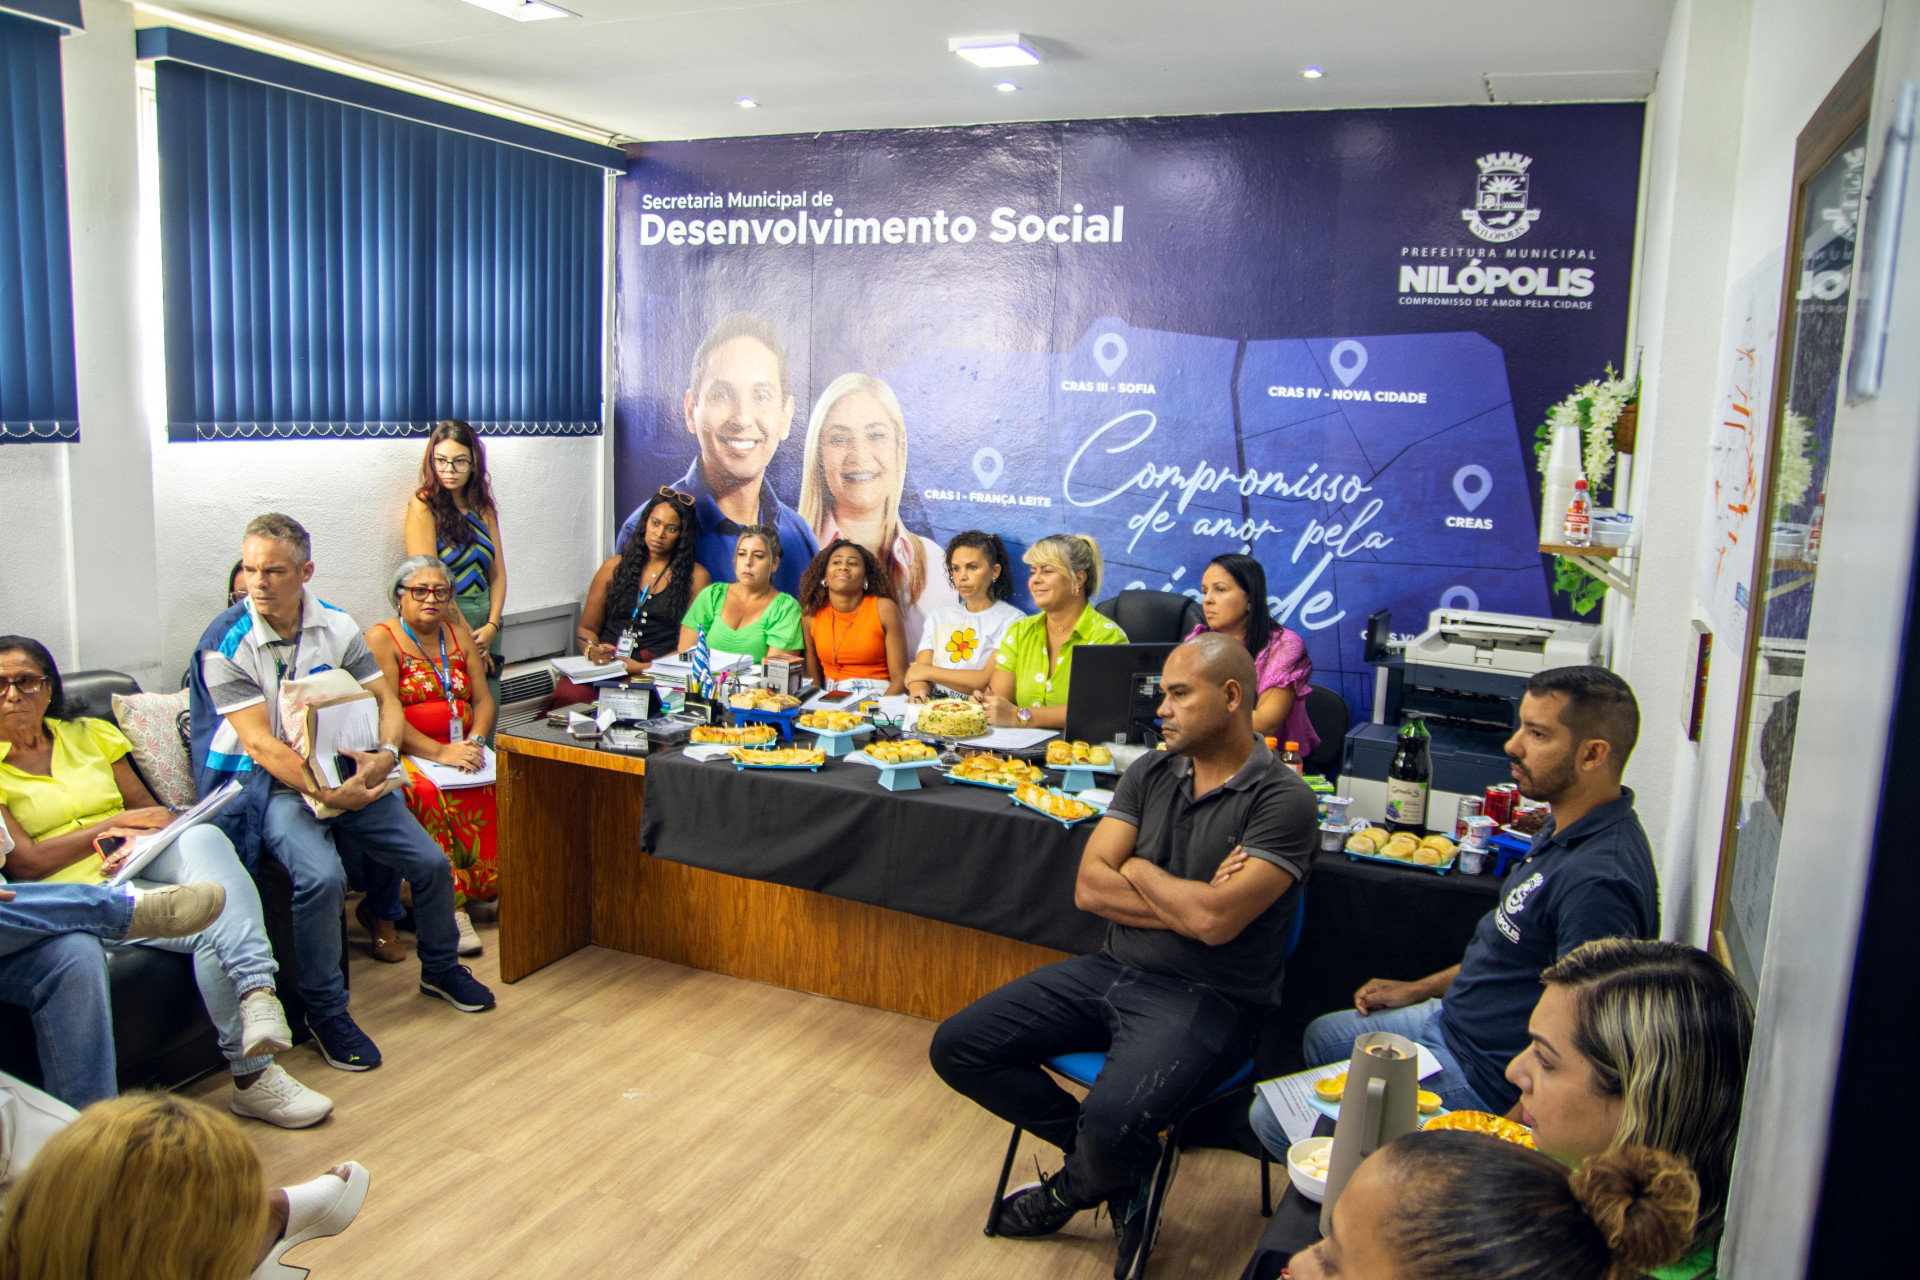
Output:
[1564, 477, 1593, 547]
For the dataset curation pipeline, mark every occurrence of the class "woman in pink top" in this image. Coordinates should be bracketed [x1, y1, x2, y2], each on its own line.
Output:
[1187, 553, 1319, 759]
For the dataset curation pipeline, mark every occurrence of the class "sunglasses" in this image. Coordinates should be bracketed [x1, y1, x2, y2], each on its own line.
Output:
[403, 585, 454, 602]
[657, 485, 694, 507]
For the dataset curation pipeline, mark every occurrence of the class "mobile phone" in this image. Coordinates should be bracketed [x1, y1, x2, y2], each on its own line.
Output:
[818, 689, 854, 704]
[94, 833, 128, 857]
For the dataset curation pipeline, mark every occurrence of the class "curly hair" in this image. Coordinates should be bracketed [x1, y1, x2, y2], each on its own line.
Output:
[607, 491, 698, 628]
[945, 530, 1016, 603]
[414, 420, 496, 554]
[798, 539, 895, 616]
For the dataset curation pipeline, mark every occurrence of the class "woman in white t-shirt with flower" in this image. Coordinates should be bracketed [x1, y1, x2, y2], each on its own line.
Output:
[905, 531, 1027, 702]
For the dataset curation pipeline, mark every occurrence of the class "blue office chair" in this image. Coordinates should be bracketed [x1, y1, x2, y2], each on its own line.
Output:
[983, 891, 1307, 1278]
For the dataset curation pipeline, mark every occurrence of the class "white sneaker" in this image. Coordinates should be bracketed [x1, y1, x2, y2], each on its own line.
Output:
[454, 908, 483, 957]
[239, 988, 294, 1059]
[231, 1064, 334, 1129]
[253, 1162, 370, 1280]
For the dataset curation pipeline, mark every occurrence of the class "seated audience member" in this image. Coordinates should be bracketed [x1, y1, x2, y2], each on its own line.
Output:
[931, 634, 1317, 1276]
[575, 487, 710, 683]
[980, 533, 1128, 729]
[0, 863, 226, 1109]
[1252, 666, 1658, 1148]
[364, 556, 500, 959]
[677, 523, 805, 663]
[1509, 939, 1754, 1280]
[0, 1092, 368, 1280]
[188, 513, 495, 1076]
[0, 637, 331, 1127]
[798, 539, 908, 693]
[1287, 1132, 1698, 1280]
[1190, 554, 1318, 755]
[905, 531, 1025, 701]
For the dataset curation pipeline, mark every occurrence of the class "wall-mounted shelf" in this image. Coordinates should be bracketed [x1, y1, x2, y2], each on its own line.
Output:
[1541, 543, 1636, 599]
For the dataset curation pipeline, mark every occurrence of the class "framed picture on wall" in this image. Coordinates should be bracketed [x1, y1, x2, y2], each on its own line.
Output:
[1710, 38, 1877, 997]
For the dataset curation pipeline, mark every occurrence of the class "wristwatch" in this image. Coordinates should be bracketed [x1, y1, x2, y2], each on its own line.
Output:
[1016, 706, 1032, 724]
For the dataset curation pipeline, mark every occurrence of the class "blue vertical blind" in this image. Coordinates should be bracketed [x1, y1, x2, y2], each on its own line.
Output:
[156, 61, 604, 441]
[0, 10, 79, 442]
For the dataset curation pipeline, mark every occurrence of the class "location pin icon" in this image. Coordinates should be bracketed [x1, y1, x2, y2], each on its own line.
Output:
[1329, 340, 1369, 387]
[1093, 333, 1128, 378]
[973, 446, 1005, 491]
[1452, 464, 1492, 512]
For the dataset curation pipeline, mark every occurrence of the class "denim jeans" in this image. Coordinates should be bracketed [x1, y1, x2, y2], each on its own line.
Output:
[930, 953, 1261, 1209]
[261, 789, 458, 1020]
[1248, 997, 1493, 1159]
[0, 883, 130, 1108]
[119, 825, 279, 1077]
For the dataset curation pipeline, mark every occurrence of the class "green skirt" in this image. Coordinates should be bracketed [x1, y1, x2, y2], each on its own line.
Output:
[456, 589, 504, 717]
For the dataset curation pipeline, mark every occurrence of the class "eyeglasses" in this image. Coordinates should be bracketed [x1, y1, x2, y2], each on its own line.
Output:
[403, 585, 454, 602]
[0, 675, 47, 698]
[433, 457, 474, 474]
[228, 589, 248, 605]
[657, 485, 694, 506]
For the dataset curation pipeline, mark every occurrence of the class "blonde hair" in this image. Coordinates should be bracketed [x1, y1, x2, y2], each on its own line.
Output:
[797, 372, 927, 605]
[1024, 533, 1104, 603]
[1540, 939, 1754, 1254]
[0, 1094, 266, 1280]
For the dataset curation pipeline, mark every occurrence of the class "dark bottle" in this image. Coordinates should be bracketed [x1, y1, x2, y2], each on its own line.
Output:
[1384, 716, 1432, 834]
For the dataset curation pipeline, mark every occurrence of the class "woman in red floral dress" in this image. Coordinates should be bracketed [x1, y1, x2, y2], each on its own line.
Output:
[364, 556, 498, 958]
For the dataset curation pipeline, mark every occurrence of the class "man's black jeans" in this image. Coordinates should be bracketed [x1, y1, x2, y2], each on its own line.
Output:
[930, 952, 1261, 1208]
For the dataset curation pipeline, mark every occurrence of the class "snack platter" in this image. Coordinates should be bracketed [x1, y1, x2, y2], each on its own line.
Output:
[1345, 846, 1459, 876]
[1010, 783, 1103, 828]
[728, 745, 827, 771]
[940, 752, 1047, 791]
[1342, 827, 1460, 876]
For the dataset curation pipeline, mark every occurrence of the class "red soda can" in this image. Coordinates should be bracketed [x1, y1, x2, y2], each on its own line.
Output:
[1455, 796, 1484, 839]
[1483, 784, 1516, 826]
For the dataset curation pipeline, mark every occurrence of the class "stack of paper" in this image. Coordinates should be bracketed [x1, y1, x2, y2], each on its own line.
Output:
[551, 654, 628, 684]
[649, 649, 756, 682]
[1252, 1049, 1444, 1147]
[108, 781, 244, 886]
[308, 699, 381, 789]
[406, 747, 496, 790]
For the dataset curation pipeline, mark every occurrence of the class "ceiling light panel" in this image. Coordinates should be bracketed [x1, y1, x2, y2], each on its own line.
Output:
[456, 0, 576, 22]
[948, 35, 1041, 69]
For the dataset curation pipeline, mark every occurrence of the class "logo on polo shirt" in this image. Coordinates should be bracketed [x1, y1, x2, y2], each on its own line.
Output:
[1495, 871, 1545, 944]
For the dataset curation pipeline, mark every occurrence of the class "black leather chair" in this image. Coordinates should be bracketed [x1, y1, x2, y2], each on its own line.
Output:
[1095, 590, 1205, 644]
[1302, 685, 1351, 779]
[0, 670, 326, 1095]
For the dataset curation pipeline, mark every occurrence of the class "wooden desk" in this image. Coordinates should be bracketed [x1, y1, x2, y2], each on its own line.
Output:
[496, 729, 1069, 1019]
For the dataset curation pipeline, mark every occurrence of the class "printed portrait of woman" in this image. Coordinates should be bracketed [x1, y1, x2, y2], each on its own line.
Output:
[797, 372, 958, 643]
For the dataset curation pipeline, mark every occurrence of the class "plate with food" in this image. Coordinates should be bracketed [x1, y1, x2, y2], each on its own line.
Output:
[849, 739, 941, 768]
[796, 709, 868, 734]
[1421, 1109, 1535, 1148]
[728, 745, 827, 771]
[1011, 782, 1103, 828]
[729, 689, 803, 713]
[1343, 830, 1459, 874]
[915, 697, 992, 740]
[1307, 1070, 1449, 1124]
[942, 751, 1047, 790]
[689, 723, 778, 746]
[1044, 739, 1118, 769]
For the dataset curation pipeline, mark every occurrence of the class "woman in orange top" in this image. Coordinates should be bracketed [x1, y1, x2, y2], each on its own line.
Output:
[798, 540, 908, 693]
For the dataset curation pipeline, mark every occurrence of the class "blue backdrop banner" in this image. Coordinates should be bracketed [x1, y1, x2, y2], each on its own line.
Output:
[613, 105, 1644, 715]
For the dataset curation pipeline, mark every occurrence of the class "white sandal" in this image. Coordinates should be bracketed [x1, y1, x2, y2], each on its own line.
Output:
[251, 1161, 370, 1279]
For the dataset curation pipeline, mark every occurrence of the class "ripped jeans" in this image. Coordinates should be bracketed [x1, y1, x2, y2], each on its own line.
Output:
[930, 953, 1260, 1209]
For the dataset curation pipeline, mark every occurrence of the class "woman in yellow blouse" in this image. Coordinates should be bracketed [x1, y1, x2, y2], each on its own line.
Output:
[0, 637, 332, 1128]
[981, 534, 1128, 730]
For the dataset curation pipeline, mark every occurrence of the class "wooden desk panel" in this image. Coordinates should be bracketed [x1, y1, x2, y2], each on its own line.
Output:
[497, 733, 1066, 1018]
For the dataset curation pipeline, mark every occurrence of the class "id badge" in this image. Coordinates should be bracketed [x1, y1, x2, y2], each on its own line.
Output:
[614, 629, 638, 660]
[448, 718, 464, 744]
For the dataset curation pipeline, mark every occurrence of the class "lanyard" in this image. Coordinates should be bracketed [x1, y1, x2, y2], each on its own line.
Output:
[258, 600, 301, 739]
[628, 562, 671, 623]
[397, 618, 463, 735]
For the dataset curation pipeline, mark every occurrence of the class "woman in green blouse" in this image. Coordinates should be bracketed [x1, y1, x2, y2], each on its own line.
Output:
[1504, 938, 1754, 1280]
[677, 523, 805, 663]
[981, 533, 1127, 730]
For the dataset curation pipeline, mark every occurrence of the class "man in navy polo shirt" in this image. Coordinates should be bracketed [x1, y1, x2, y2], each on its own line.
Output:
[932, 634, 1319, 1277]
[616, 311, 818, 597]
[1248, 665, 1659, 1158]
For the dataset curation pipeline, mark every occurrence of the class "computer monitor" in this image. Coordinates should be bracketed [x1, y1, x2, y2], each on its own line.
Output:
[1065, 643, 1179, 745]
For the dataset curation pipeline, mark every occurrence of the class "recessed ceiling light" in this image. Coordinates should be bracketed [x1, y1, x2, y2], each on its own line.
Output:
[1302, 65, 1324, 79]
[738, 97, 759, 109]
[949, 35, 1041, 69]
[995, 81, 1019, 93]
[455, 0, 577, 21]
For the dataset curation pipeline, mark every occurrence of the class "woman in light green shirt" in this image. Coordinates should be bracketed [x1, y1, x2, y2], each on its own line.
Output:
[983, 533, 1127, 731]
[1503, 939, 1754, 1280]
[677, 523, 805, 663]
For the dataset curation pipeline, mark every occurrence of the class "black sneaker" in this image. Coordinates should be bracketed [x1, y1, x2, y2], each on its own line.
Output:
[420, 964, 496, 1012]
[994, 1172, 1081, 1239]
[306, 1011, 381, 1071]
[1108, 1159, 1170, 1279]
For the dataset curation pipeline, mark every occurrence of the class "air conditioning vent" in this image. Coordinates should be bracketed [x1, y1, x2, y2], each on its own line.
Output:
[497, 660, 557, 731]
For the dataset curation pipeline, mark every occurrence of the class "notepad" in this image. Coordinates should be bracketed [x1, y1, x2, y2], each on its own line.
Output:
[405, 747, 496, 790]
[107, 781, 244, 886]
[306, 698, 381, 789]
[551, 654, 628, 683]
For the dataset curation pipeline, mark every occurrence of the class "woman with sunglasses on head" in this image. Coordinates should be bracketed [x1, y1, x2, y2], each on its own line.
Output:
[405, 420, 506, 710]
[363, 558, 499, 960]
[575, 488, 710, 683]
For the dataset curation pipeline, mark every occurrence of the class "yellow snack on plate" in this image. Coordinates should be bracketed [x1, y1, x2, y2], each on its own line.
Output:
[1417, 1090, 1442, 1114]
[1313, 1073, 1347, 1102]
[1344, 835, 1379, 855]
[1422, 1110, 1535, 1147]
[1412, 845, 1450, 867]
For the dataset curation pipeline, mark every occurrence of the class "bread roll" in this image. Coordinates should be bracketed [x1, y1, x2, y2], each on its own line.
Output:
[1345, 835, 1379, 855]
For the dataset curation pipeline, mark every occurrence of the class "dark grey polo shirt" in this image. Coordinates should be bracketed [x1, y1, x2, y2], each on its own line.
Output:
[1101, 739, 1320, 1007]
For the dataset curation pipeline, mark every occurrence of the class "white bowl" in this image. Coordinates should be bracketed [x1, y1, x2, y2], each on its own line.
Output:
[1286, 1136, 1334, 1202]
[1592, 521, 1632, 549]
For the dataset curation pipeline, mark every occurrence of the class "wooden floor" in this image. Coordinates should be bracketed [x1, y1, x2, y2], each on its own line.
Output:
[187, 918, 1270, 1280]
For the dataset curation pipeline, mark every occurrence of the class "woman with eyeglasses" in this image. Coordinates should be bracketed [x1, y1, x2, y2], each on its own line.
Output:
[362, 558, 499, 960]
[574, 488, 711, 683]
[404, 421, 506, 710]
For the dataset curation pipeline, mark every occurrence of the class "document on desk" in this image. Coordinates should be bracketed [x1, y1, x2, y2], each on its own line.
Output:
[551, 654, 628, 684]
[406, 747, 496, 790]
[1255, 1048, 1445, 1146]
[306, 697, 381, 789]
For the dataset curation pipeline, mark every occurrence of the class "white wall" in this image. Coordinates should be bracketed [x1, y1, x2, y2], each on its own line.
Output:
[1621, 0, 1884, 943]
[0, 0, 604, 688]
